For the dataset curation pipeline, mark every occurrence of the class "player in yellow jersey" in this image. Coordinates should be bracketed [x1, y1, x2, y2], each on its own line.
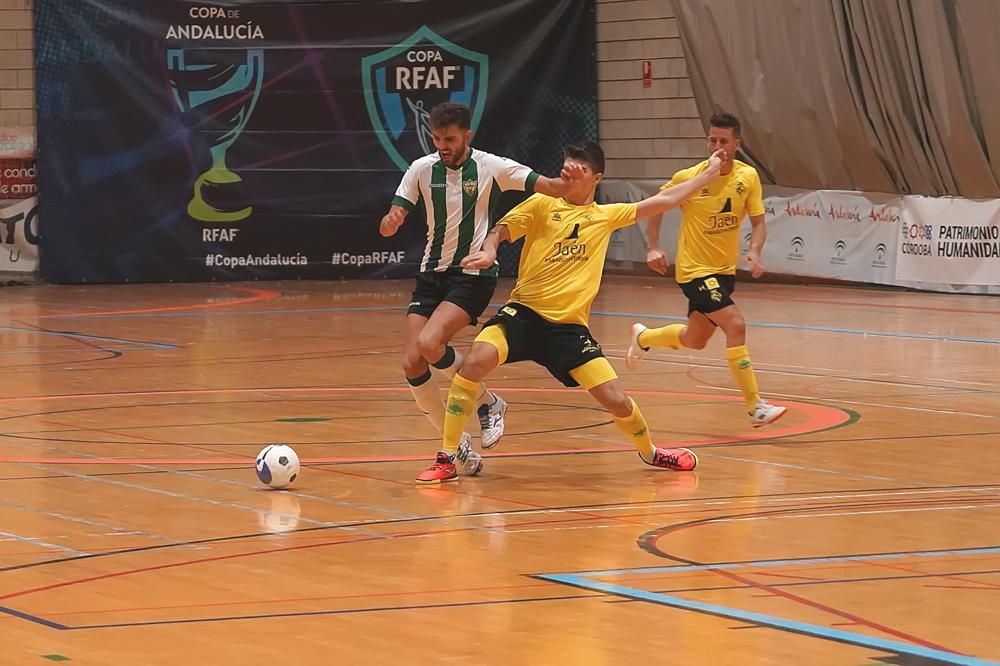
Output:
[414, 141, 724, 484]
[626, 112, 786, 428]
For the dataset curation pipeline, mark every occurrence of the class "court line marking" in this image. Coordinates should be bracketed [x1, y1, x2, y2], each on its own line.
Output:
[28, 302, 1000, 345]
[538, 547, 1000, 665]
[36, 287, 279, 319]
[0, 327, 177, 350]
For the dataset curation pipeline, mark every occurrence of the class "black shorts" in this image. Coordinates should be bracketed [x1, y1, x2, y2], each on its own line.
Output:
[481, 302, 605, 387]
[407, 269, 497, 325]
[679, 274, 737, 316]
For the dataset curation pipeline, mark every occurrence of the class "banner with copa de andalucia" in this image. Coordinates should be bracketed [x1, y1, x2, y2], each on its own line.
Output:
[34, 0, 596, 283]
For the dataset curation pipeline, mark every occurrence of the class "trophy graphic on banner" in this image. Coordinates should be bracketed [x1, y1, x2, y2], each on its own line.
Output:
[166, 49, 264, 223]
[405, 98, 435, 156]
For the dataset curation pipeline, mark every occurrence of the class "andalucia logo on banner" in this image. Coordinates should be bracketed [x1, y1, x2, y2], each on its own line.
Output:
[361, 25, 489, 171]
[165, 6, 266, 223]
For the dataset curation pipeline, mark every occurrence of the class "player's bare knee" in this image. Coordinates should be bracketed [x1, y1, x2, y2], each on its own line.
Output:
[402, 348, 428, 377]
[721, 315, 747, 343]
[460, 346, 498, 381]
[416, 330, 445, 363]
[593, 384, 631, 417]
[684, 335, 709, 350]
[607, 393, 632, 418]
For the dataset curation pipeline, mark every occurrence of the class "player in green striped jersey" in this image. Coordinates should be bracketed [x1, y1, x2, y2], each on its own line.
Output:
[380, 103, 582, 468]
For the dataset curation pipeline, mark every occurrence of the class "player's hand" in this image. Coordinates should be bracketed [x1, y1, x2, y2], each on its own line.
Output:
[707, 149, 726, 174]
[746, 249, 765, 278]
[379, 210, 404, 237]
[461, 249, 496, 270]
[560, 161, 586, 183]
[646, 248, 669, 275]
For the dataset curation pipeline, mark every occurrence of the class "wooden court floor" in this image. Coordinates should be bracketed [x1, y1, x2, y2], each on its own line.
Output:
[0, 276, 997, 665]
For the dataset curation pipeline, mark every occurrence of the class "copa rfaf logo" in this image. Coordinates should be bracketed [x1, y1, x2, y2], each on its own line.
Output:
[361, 26, 489, 171]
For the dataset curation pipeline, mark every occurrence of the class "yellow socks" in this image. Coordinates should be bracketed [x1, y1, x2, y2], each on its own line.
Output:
[442, 373, 479, 454]
[726, 344, 761, 411]
[638, 323, 686, 350]
[612, 398, 656, 460]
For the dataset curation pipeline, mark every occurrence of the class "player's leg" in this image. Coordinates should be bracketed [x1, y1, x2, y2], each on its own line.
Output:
[705, 303, 786, 427]
[415, 325, 507, 485]
[432, 274, 508, 448]
[572, 358, 697, 471]
[625, 280, 717, 368]
[403, 275, 449, 433]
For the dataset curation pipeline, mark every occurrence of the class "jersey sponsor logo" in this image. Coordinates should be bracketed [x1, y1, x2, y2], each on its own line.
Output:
[707, 197, 739, 235]
[579, 336, 601, 354]
[361, 25, 489, 171]
[547, 240, 588, 263]
[736, 180, 746, 195]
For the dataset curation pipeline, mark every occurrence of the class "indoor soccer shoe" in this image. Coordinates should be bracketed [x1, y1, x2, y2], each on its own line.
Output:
[625, 322, 649, 370]
[415, 451, 458, 485]
[478, 393, 507, 449]
[642, 446, 698, 471]
[455, 433, 484, 476]
[750, 401, 787, 428]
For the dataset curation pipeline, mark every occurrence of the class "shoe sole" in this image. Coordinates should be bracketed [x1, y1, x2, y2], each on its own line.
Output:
[414, 474, 458, 485]
[480, 403, 508, 450]
[625, 323, 646, 370]
[751, 407, 788, 428]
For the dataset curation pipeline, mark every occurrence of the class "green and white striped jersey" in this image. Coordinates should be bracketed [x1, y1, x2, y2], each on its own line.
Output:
[392, 148, 539, 276]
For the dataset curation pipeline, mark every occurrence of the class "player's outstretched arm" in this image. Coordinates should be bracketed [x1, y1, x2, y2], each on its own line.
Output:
[461, 225, 511, 270]
[635, 150, 725, 221]
[531, 162, 586, 198]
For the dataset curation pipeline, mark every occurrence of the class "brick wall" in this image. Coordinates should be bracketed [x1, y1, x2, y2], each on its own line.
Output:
[596, 0, 703, 182]
[0, 0, 34, 130]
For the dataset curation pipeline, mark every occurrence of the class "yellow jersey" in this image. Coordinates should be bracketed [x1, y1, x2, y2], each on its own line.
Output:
[498, 194, 637, 327]
[663, 159, 765, 283]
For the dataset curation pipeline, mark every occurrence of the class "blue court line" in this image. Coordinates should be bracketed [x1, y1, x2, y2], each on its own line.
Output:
[587, 309, 1000, 345]
[568, 545, 1000, 577]
[0, 605, 69, 630]
[537, 574, 997, 666]
[0, 326, 178, 350]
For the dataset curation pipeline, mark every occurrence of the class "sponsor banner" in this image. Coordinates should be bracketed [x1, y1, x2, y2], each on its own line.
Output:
[894, 197, 1000, 288]
[0, 128, 37, 208]
[758, 190, 902, 285]
[35, 0, 595, 282]
[600, 184, 901, 285]
[0, 196, 40, 273]
[599, 182, 999, 292]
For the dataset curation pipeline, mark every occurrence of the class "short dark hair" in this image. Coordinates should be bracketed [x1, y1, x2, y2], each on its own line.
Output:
[564, 140, 605, 174]
[429, 103, 471, 130]
[709, 112, 741, 137]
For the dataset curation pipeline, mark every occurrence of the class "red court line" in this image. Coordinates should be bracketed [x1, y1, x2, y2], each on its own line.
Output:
[36, 287, 280, 319]
[711, 567, 962, 653]
[0, 388, 849, 464]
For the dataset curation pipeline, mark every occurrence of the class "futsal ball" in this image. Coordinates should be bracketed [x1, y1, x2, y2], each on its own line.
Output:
[255, 444, 300, 489]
